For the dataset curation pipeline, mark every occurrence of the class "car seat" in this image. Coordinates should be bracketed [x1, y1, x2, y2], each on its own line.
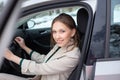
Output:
[68, 8, 89, 80]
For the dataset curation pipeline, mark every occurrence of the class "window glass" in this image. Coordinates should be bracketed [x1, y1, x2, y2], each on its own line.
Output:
[110, 0, 120, 58]
[113, 4, 120, 23]
[26, 6, 80, 29]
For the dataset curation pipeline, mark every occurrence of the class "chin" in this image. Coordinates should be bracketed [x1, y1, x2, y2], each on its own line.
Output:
[57, 44, 64, 47]
[57, 45, 62, 47]
[57, 44, 65, 47]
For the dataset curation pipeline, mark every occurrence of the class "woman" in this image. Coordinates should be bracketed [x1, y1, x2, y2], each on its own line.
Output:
[1, 13, 80, 80]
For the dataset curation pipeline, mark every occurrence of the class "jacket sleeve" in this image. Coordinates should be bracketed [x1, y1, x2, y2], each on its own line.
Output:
[30, 45, 57, 63]
[21, 48, 80, 75]
[30, 51, 46, 63]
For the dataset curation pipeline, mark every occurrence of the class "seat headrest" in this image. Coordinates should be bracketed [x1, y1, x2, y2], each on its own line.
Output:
[77, 8, 88, 34]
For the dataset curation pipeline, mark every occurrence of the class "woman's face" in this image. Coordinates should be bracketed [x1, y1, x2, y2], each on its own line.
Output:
[52, 21, 75, 47]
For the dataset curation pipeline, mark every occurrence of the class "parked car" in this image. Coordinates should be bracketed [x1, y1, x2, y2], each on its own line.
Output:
[0, 0, 120, 80]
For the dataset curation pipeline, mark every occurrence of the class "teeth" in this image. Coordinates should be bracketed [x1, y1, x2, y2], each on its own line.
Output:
[57, 40, 62, 43]
[55, 39, 63, 44]
[57, 40, 62, 42]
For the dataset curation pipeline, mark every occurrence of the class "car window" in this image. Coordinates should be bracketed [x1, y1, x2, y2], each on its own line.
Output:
[109, 0, 120, 58]
[26, 6, 80, 29]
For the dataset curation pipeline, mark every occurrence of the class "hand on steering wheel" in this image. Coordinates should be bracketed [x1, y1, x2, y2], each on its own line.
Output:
[7, 37, 30, 72]
[15, 37, 26, 49]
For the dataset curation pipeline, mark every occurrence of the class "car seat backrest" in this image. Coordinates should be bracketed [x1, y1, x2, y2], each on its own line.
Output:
[77, 8, 89, 50]
[68, 8, 89, 80]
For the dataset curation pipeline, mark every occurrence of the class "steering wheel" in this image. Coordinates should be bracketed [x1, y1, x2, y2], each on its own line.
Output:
[8, 40, 29, 72]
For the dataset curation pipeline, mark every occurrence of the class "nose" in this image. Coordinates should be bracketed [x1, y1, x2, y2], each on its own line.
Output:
[55, 32, 60, 39]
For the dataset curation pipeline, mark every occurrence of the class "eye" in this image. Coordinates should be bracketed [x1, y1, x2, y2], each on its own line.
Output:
[60, 30, 65, 33]
[52, 30, 56, 34]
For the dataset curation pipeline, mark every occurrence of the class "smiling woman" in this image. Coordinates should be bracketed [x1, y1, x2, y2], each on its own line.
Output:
[0, 4, 81, 78]
[1, 0, 120, 80]
[0, 13, 81, 80]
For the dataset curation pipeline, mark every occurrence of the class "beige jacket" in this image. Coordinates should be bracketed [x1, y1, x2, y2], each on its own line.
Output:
[21, 45, 80, 80]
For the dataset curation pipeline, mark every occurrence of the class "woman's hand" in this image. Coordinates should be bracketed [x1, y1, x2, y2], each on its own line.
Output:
[4, 49, 15, 61]
[15, 37, 26, 49]
[15, 36, 32, 55]
[4, 49, 21, 65]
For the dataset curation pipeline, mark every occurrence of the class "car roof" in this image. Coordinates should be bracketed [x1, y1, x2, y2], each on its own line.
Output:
[22, 0, 50, 7]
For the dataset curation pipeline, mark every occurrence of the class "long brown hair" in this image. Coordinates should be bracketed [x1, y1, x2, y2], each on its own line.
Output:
[50, 13, 80, 49]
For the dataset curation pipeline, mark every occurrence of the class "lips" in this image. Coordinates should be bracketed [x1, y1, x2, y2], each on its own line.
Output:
[56, 40, 63, 44]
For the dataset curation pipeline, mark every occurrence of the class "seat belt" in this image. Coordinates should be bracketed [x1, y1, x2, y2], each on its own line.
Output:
[45, 47, 60, 63]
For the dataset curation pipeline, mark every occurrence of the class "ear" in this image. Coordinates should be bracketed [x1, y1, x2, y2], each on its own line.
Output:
[71, 29, 76, 37]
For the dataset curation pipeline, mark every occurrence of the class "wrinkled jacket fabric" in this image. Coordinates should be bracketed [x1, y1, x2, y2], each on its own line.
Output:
[21, 45, 80, 80]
